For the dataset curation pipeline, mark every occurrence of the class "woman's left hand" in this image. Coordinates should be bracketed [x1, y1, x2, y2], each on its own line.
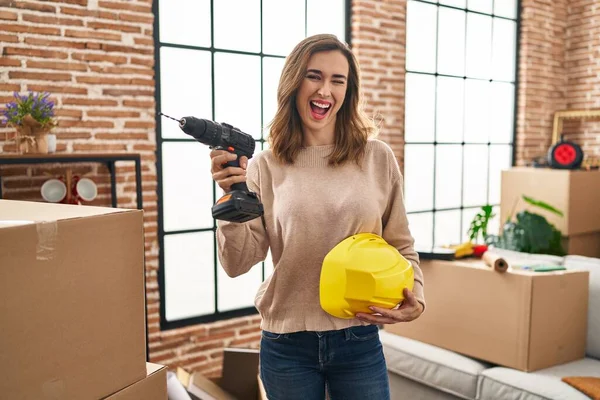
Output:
[355, 288, 424, 325]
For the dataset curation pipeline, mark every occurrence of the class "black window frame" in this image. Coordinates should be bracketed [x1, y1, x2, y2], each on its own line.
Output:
[403, 0, 521, 249]
[153, 0, 353, 330]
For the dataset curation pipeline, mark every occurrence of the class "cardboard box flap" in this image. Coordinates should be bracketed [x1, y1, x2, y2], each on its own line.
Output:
[146, 362, 165, 376]
[176, 367, 236, 400]
[0, 199, 135, 227]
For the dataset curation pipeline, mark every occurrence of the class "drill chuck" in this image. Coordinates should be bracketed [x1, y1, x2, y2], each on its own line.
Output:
[180, 117, 219, 147]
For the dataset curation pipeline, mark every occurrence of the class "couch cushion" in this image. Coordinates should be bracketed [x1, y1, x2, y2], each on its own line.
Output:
[563, 255, 600, 359]
[379, 330, 491, 400]
[478, 358, 600, 400]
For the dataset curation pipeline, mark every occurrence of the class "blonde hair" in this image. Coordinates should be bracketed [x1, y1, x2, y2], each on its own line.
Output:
[267, 34, 378, 166]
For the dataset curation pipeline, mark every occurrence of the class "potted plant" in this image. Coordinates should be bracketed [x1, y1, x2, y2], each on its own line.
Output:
[2, 91, 57, 154]
[475, 196, 566, 256]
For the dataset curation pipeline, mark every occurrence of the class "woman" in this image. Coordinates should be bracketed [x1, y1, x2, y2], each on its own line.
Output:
[210, 34, 425, 400]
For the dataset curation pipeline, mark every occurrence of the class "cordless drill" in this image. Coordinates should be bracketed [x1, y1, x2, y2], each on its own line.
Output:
[160, 113, 264, 223]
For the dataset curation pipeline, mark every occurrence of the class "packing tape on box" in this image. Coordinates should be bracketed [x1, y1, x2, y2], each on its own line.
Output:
[36, 221, 58, 261]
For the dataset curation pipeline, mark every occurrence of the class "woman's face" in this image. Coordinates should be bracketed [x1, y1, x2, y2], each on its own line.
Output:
[295, 50, 349, 139]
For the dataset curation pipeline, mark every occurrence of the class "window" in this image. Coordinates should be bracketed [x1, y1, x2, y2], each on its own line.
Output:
[155, 0, 349, 329]
[403, 0, 519, 251]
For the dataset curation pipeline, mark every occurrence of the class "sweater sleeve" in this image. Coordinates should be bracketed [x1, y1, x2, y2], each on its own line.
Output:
[216, 158, 270, 278]
[382, 152, 426, 310]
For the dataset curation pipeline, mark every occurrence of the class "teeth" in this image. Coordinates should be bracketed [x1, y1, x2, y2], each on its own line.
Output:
[311, 101, 331, 109]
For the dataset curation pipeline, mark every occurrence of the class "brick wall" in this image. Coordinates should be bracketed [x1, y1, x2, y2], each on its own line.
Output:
[351, 0, 407, 169]
[516, 0, 600, 165]
[2, 0, 599, 379]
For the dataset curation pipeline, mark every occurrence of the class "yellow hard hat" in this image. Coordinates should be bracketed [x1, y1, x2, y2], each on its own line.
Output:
[319, 233, 415, 319]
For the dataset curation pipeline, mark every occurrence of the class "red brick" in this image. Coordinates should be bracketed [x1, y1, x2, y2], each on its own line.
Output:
[103, 88, 154, 97]
[0, 83, 20, 92]
[62, 98, 118, 106]
[125, 121, 154, 129]
[87, 110, 141, 118]
[4, 47, 69, 59]
[65, 29, 121, 41]
[9, 71, 72, 81]
[71, 53, 127, 64]
[15, 1, 56, 12]
[27, 85, 87, 95]
[22, 13, 84, 26]
[118, 12, 154, 24]
[87, 21, 141, 33]
[0, 23, 60, 35]
[27, 60, 88, 72]
[90, 65, 154, 76]
[0, 10, 18, 20]
[73, 143, 127, 152]
[123, 100, 154, 108]
[0, 33, 19, 43]
[99, 0, 152, 13]
[24, 37, 87, 49]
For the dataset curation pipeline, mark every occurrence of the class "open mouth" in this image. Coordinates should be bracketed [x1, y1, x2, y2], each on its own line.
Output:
[309, 100, 332, 120]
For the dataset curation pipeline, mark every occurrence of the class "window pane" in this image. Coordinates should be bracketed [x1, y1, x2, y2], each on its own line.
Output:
[492, 19, 517, 82]
[436, 76, 464, 143]
[434, 210, 462, 247]
[439, 0, 466, 7]
[404, 144, 434, 212]
[263, 0, 305, 56]
[494, 0, 518, 19]
[159, 0, 211, 48]
[263, 57, 286, 138]
[214, 0, 260, 52]
[468, 0, 492, 14]
[264, 249, 274, 277]
[466, 13, 492, 80]
[215, 53, 262, 139]
[490, 82, 515, 143]
[406, 0, 437, 73]
[217, 259, 262, 312]
[307, 0, 346, 40]
[464, 79, 490, 143]
[405, 73, 436, 143]
[407, 212, 434, 252]
[437, 7, 465, 76]
[160, 48, 212, 140]
[488, 144, 512, 205]
[435, 144, 463, 209]
[162, 142, 214, 231]
[462, 144, 488, 207]
[164, 232, 215, 321]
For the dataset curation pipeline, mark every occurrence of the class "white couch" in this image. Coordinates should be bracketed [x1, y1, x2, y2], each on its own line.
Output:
[380, 254, 600, 400]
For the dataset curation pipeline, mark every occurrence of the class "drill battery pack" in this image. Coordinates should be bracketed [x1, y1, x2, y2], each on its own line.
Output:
[212, 190, 264, 223]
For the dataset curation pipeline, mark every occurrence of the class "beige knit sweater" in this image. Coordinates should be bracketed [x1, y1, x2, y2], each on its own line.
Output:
[216, 139, 425, 334]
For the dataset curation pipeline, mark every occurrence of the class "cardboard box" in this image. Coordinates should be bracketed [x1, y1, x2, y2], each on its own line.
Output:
[563, 231, 600, 258]
[385, 259, 589, 372]
[0, 200, 147, 399]
[500, 167, 600, 237]
[177, 348, 266, 400]
[105, 363, 167, 399]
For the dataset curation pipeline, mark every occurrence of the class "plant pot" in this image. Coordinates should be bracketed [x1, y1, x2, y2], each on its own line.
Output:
[14, 114, 53, 154]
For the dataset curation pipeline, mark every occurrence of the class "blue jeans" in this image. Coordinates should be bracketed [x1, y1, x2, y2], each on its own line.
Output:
[259, 325, 390, 400]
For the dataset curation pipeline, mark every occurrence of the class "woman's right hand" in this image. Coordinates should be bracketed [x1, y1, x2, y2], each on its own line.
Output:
[210, 149, 248, 192]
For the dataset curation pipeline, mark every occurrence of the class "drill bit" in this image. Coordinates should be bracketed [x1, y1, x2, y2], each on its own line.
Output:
[158, 112, 182, 123]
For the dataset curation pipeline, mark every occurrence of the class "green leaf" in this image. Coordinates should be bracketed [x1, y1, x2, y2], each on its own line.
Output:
[522, 195, 564, 217]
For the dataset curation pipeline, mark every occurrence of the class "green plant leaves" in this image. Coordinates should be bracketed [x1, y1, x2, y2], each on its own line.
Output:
[468, 205, 496, 243]
[522, 195, 564, 217]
